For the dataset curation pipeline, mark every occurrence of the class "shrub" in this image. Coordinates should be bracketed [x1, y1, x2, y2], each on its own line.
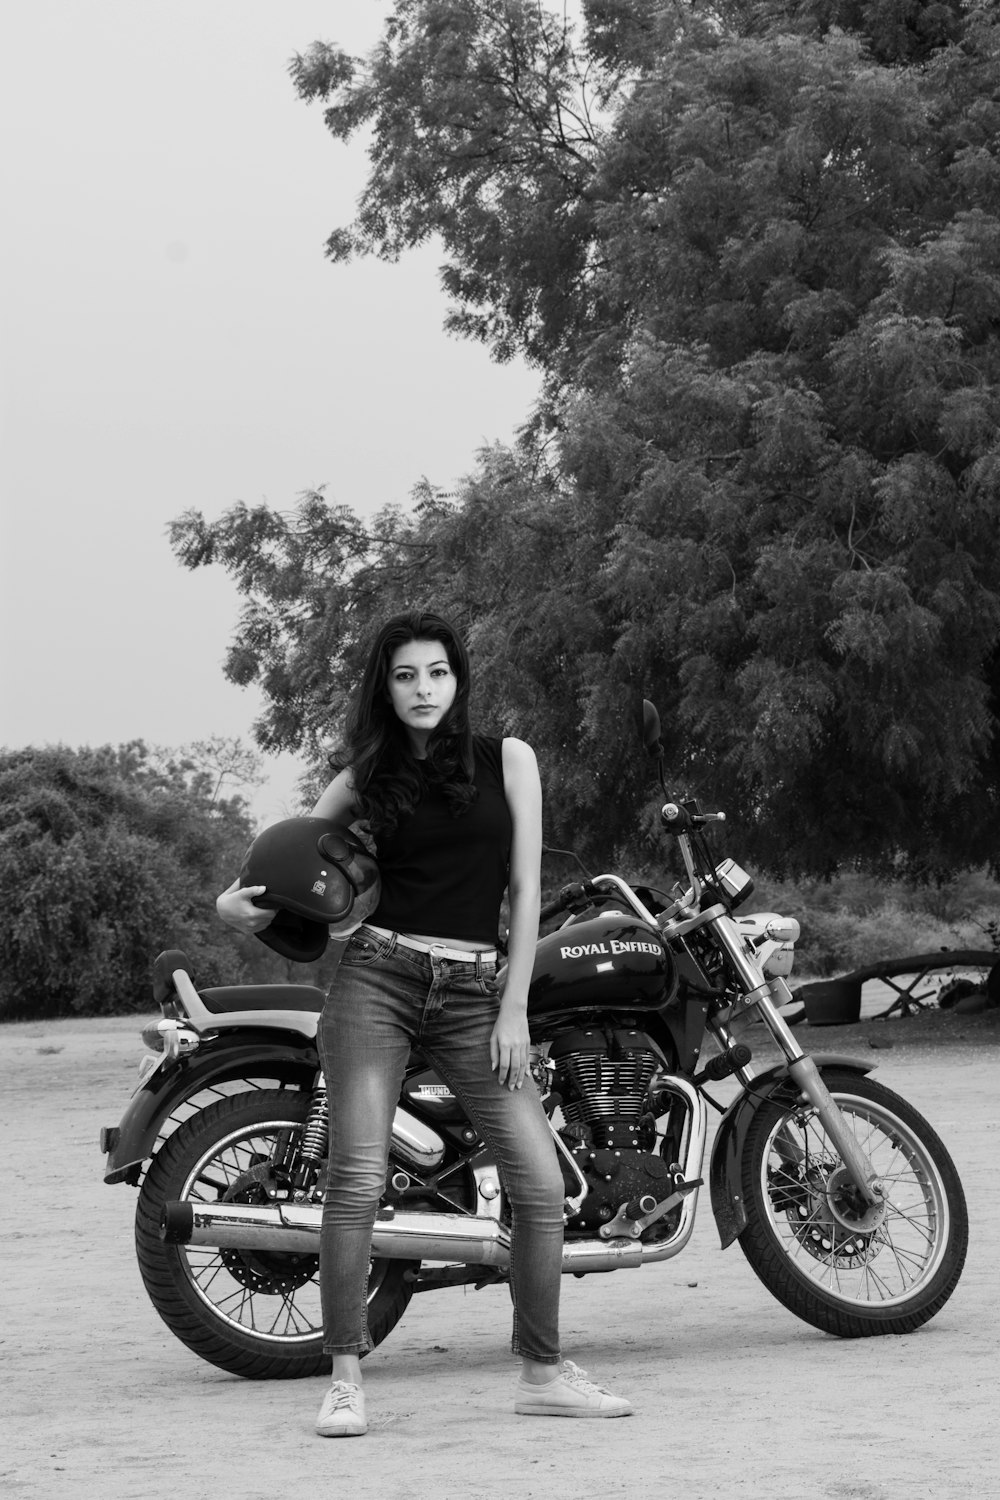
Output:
[0, 744, 272, 1018]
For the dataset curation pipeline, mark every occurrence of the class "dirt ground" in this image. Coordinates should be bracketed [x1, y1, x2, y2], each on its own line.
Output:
[1, 1003, 997, 1500]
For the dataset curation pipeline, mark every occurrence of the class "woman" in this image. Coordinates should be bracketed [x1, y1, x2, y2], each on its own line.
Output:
[218, 611, 632, 1435]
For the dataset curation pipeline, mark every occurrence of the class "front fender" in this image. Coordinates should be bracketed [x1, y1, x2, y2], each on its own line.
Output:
[100, 1031, 319, 1185]
[708, 1053, 876, 1249]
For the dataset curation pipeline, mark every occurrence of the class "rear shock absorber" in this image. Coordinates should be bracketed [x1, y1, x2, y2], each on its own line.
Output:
[292, 1077, 329, 1192]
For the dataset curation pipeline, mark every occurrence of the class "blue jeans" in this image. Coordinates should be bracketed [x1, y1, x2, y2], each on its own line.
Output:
[317, 926, 565, 1363]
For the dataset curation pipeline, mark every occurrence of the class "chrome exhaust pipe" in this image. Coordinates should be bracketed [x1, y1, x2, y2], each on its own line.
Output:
[162, 1196, 693, 1273]
[162, 1201, 511, 1267]
[160, 1197, 636, 1269]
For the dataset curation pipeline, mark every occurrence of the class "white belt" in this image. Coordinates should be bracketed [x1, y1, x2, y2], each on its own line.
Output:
[363, 924, 497, 965]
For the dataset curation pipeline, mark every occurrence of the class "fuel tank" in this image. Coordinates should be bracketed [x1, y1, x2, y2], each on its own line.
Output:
[527, 912, 677, 1017]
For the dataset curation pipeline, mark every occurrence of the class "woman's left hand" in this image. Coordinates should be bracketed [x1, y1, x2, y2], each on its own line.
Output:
[490, 1000, 530, 1091]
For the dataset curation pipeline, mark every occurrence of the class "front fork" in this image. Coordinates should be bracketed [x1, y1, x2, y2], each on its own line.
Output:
[707, 911, 881, 1209]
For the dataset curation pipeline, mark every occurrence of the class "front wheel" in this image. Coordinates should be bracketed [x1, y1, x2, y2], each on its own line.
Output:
[135, 1088, 414, 1378]
[738, 1069, 968, 1337]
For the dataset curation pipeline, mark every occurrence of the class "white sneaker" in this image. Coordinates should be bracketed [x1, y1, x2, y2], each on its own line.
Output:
[515, 1361, 633, 1418]
[316, 1380, 367, 1437]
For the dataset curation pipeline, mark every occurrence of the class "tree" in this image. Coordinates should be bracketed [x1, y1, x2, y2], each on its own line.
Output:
[0, 743, 314, 1019]
[173, 0, 1000, 877]
[289, 0, 605, 371]
[171, 736, 266, 805]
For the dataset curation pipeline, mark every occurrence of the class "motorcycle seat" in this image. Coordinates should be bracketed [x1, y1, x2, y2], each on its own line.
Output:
[198, 984, 326, 1015]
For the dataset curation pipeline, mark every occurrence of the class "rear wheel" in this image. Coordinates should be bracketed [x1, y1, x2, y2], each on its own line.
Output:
[738, 1070, 968, 1337]
[135, 1088, 414, 1378]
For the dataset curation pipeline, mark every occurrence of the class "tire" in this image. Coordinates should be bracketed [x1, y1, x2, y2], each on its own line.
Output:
[135, 1088, 415, 1379]
[737, 1069, 968, 1337]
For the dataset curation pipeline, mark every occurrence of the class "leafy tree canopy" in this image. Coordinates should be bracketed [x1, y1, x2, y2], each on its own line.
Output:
[174, 0, 1000, 878]
[0, 743, 306, 1018]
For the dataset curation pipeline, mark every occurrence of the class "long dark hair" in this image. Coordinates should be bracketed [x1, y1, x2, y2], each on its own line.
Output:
[331, 611, 477, 837]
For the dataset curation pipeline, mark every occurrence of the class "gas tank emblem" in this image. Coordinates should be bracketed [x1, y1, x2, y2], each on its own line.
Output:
[559, 939, 662, 960]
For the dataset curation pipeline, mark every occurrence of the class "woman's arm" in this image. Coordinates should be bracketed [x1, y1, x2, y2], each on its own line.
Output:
[310, 766, 360, 823]
[216, 768, 360, 934]
[491, 738, 542, 1090]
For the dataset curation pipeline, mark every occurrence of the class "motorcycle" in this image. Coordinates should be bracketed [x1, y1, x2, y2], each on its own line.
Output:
[101, 702, 968, 1379]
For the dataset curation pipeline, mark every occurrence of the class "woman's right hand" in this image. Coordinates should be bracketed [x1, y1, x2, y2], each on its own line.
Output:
[216, 879, 276, 934]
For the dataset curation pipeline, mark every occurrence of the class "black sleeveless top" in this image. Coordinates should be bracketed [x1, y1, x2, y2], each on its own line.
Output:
[369, 735, 512, 945]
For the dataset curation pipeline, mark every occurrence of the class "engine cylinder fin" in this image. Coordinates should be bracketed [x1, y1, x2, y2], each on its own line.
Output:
[553, 1044, 659, 1150]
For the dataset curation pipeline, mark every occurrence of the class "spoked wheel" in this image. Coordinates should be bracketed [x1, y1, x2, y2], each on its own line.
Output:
[738, 1069, 968, 1337]
[135, 1089, 414, 1378]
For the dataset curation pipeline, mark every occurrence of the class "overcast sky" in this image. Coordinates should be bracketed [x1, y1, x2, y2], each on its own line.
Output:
[1, 1, 539, 820]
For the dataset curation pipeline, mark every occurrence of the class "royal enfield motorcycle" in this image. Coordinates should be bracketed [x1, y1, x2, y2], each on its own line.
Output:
[101, 703, 968, 1378]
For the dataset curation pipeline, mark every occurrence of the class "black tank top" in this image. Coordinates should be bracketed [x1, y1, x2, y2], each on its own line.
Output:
[370, 735, 512, 945]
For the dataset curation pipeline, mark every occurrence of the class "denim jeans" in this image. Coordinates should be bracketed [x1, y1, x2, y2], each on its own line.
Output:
[317, 926, 565, 1363]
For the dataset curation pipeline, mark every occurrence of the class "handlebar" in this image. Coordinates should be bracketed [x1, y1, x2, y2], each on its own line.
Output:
[539, 881, 598, 924]
[661, 802, 726, 833]
[538, 877, 663, 932]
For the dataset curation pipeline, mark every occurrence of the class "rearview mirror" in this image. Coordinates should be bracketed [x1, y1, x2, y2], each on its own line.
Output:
[642, 699, 663, 757]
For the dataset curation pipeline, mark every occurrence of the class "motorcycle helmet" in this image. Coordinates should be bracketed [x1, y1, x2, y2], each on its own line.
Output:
[238, 817, 380, 963]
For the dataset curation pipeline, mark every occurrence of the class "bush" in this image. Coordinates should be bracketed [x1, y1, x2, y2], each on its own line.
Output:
[0, 743, 275, 1018]
[748, 871, 1000, 977]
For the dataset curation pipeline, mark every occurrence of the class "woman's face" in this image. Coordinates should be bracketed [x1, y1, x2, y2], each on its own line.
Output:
[386, 637, 458, 742]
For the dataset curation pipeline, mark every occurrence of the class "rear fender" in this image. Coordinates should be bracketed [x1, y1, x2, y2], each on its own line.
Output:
[101, 1032, 319, 1185]
[708, 1053, 876, 1248]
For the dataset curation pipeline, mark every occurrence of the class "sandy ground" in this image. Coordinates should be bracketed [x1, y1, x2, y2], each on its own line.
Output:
[1, 1004, 997, 1500]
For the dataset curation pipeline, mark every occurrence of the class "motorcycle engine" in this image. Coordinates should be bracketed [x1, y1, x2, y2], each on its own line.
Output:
[548, 1027, 677, 1233]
